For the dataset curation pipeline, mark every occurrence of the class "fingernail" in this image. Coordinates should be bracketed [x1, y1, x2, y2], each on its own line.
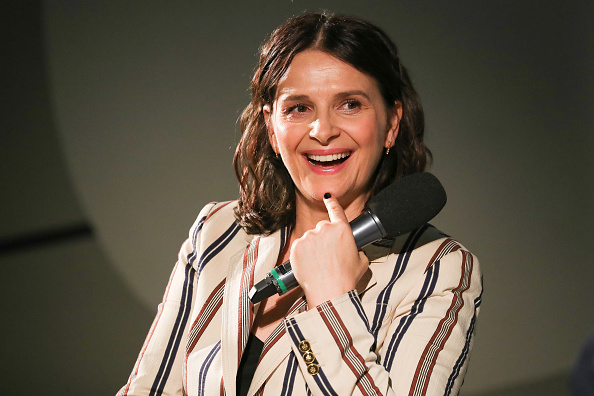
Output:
[324, 193, 331, 199]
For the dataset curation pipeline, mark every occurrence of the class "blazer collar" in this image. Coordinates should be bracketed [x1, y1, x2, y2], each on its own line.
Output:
[221, 226, 290, 395]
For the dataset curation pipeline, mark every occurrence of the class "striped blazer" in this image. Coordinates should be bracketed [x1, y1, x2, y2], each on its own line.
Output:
[118, 201, 482, 396]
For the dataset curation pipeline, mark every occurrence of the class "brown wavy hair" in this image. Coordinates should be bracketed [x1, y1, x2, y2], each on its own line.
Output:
[234, 12, 431, 235]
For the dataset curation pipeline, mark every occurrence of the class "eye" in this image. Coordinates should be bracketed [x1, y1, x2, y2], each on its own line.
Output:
[282, 103, 310, 119]
[339, 99, 362, 112]
[287, 104, 309, 113]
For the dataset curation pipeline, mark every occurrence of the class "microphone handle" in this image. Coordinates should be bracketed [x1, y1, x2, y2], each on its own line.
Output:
[248, 211, 386, 304]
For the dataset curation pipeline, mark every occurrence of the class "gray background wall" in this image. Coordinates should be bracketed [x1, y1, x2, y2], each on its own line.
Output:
[1, 1, 592, 395]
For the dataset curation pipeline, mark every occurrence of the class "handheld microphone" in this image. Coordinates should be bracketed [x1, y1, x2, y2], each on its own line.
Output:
[248, 172, 447, 304]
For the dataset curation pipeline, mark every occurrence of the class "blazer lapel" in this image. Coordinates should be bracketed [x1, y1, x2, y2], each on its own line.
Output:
[221, 226, 290, 395]
[247, 295, 306, 396]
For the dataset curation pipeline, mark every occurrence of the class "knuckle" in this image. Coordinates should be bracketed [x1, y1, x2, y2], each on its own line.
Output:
[291, 238, 303, 251]
[315, 220, 330, 231]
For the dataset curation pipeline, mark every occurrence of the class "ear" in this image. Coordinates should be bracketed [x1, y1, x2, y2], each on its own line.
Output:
[385, 101, 403, 149]
[263, 104, 278, 154]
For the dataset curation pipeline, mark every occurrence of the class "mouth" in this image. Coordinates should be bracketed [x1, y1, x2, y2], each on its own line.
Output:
[305, 151, 352, 167]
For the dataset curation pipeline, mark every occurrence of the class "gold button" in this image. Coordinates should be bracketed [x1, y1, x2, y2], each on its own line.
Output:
[307, 363, 319, 375]
[299, 340, 311, 353]
[302, 351, 315, 364]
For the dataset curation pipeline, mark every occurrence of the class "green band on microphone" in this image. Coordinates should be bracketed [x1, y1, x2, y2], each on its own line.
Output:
[270, 268, 288, 294]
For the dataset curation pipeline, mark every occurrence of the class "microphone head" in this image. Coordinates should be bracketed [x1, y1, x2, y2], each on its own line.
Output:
[368, 173, 447, 237]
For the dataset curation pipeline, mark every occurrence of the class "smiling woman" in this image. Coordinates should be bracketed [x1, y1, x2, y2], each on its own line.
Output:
[234, 14, 429, 237]
[118, 12, 481, 396]
[263, 50, 400, 221]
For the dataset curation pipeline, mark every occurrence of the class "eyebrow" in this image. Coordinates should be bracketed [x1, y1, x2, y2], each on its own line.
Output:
[278, 90, 371, 102]
[279, 94, 309, 102]
[336, 90, 371, 100]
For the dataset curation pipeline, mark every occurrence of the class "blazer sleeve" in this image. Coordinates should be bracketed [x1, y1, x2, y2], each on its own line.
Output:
[117, 203, 216, 396]
[284, 248, 482, 396]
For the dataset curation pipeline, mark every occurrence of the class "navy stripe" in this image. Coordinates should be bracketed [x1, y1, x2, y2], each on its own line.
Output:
[475, 275, 483, 309]
[444, 290, 483, 395]
[371, 226, 427, 340]
[195, 221, 240, 268]
[349, 291, 370, 331]
[148, 207, 232, 395]
[348, 291, 381, 363]
[372, 226, 426, 327]
[280, 353, 298, 396]
[150, 262, 196, 395]
[198, 341, 222, 396]
[444, 311, 475, 395]
[196, 222, 241, 277]
[286, 319, 338, 396]
[149, 214, 213, 394]
[186, 215, 207, 266]
[383, 260, 441, 371]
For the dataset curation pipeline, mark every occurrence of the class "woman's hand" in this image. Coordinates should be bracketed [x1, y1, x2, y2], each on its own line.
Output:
[290, 194, 370, 308]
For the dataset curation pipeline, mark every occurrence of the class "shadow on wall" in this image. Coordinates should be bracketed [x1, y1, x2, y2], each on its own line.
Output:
[0, 1, 155, 394]
[0, 240, 155, 395]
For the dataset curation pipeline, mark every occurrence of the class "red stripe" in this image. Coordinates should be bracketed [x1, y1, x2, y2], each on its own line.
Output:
[318, 308, 364, 394]
[248, 239, 258, 325]
[258, 328, 286, 365]
[184, 279, 225, 391]
[318, 302, 382, 396]
[186, 279, 226, 354]
[410, 250, 474, 396]
[238, 237, 260, 363]
[206, 201, 234, 220]
[328, 302, 383, 395]
[258, 297, 305, 364]
[220, 376, 225, 396]
[425, 238, 461, 273]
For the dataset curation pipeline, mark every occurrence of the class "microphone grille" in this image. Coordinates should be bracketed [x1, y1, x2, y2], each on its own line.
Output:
[368, 173, 447, 237]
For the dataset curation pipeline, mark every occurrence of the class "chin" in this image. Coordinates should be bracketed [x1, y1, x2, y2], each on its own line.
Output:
[325, 187, 367, 205]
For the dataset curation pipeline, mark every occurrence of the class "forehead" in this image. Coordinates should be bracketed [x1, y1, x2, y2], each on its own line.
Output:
[275, 50, 382, 100]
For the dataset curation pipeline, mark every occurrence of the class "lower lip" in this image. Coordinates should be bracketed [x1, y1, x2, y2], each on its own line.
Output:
[303, 155, 350, 175]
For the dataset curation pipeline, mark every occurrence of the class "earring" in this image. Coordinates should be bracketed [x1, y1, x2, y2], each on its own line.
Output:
[385, 147, 390, 155]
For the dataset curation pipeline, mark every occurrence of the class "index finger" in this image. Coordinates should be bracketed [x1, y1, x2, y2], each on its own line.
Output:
[323, 193, 349, 224]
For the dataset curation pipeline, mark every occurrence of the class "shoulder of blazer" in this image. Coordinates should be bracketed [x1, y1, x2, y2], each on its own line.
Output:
[191, 200, 255, 248]
[202, 200, 239, 224]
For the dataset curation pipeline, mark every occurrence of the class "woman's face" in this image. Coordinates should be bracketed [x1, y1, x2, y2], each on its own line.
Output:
[264, 50, 401, 213]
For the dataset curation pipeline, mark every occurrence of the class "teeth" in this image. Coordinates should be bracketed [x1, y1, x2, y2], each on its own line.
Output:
[307, 152, 351, 162]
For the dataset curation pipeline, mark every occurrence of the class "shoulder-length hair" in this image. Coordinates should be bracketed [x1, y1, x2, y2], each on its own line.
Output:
[234, 12, 431, 235]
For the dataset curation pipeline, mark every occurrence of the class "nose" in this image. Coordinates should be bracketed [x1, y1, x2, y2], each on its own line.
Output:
[309, 111, 340, 144]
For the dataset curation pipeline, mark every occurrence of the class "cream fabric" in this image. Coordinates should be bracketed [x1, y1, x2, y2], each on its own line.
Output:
[118, 201, 482, 396]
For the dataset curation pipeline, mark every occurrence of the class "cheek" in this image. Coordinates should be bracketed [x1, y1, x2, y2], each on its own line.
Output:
[274, 129, 293, 150]
[353, 118, 386, 149]
[274, 122, 306, 151]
